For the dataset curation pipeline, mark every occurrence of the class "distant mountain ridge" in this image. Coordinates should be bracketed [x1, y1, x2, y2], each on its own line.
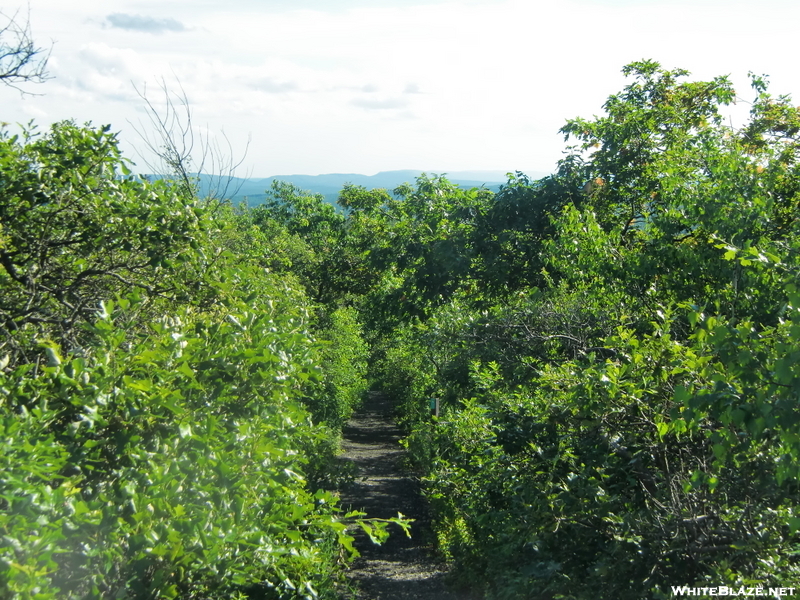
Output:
[193, 169, 547, 205]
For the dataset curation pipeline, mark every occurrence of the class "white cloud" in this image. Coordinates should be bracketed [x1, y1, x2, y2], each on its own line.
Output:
[4, 0, 800, 176]
[73, 43, 161, 102]
[248, 77, 299, 93]
[351, 96, 410, 110]
[104, 13, 188, 34]
[20, 103, 49, 118]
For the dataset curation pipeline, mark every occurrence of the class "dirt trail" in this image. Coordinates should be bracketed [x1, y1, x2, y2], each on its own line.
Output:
[338, 392, 466, 600]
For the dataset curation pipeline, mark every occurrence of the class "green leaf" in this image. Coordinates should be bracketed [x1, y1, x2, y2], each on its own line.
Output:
[788, 517, 800, 534]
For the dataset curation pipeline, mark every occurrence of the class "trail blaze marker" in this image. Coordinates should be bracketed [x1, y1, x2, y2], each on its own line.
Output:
[429, 398, 439, 418]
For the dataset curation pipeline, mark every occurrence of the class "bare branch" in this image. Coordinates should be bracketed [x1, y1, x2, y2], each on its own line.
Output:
[129, 77, 251, 210]
[0, 6, 52, 94]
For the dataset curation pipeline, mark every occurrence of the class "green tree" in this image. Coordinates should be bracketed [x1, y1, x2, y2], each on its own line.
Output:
[0, 121, 211, 367]
[392, 61, 800, 598]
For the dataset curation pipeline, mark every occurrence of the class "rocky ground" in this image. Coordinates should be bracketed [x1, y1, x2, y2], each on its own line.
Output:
[337, 392, 470, 600]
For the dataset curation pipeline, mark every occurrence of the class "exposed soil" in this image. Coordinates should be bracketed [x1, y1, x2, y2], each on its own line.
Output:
[337, 392, 468, 600]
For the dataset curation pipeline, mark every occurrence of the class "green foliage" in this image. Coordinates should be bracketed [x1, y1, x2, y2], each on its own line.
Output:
[408, 296, 800, 597]
[5, 59, 800, 599]
[249, 182, 349, 305]
[304, 306, 369, 431]
[381, 61, 800, 599]
[559, 60, 736, 233]
[472, 166, 586, 296]
[370, 321, 439, 430]
[384, 175, 493, 314]
[0, 121, 410, 599]
[0, 121, 210, 367]
[1, 297, 345, 599]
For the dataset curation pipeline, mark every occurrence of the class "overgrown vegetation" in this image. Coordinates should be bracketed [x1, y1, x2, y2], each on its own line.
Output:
[0, 121, 404, 600]
[3, 56, 800, 598]
[369, 62, 800, 598]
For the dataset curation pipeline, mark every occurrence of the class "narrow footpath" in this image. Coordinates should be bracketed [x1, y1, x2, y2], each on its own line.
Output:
[338, 392, 466, 600]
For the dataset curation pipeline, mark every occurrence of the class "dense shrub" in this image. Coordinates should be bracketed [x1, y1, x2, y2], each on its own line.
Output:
[390, 62, 800, 598]
[0, 121, 406, 599]
[0, 121, 212, 367]
[5, 58, 800, 599]
[305, 307, 369, 431]
[0, 294, 356, 599]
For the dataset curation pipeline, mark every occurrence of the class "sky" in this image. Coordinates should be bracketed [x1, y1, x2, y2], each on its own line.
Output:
[2, 0, 800, 177]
